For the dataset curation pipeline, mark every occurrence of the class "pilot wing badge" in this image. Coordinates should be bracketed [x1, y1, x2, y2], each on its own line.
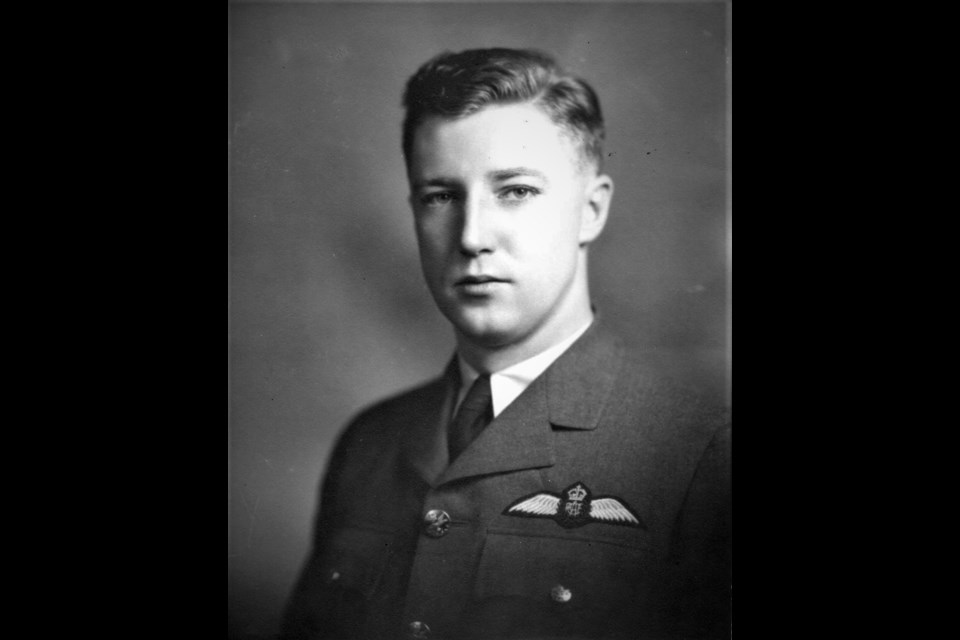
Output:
[503, 482, 646, 530]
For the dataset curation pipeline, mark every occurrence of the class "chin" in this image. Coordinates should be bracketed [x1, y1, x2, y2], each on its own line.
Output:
[447, 308, 521, 348]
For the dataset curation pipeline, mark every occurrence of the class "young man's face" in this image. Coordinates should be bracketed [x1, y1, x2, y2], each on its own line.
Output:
[407, 102, 611, 354]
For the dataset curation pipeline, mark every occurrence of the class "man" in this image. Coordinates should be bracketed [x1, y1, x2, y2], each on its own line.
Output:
[281, 48, 730, 640]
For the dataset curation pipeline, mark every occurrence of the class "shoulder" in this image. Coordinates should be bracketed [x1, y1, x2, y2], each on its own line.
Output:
[354, 374, 447, 424]
[619, 346, 728, 422]
[326, 370, 450, 463]
[604, 339, 730, 456]
[341, 373, 447, 438]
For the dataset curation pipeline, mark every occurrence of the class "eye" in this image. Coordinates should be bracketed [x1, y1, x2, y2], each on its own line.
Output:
[420, 191, 455, 206]
[500, 186, 540, 201]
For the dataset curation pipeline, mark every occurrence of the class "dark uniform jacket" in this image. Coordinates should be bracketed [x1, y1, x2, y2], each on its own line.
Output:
[281, 321, 731, 640]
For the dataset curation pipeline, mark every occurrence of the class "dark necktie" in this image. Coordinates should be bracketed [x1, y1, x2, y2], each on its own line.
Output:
[448, 374, 493, 462]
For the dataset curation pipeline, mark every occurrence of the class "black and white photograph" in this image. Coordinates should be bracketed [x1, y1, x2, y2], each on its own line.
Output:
[228, 1, 730, 638]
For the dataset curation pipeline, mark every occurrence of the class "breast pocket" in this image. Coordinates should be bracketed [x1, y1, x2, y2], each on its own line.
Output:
[465, 530, 662, 639]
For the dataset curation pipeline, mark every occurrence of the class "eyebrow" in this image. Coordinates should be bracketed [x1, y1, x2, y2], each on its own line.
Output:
[412, 168, 548, 191]
[411, 177, 460, 190]
[488, 168, 548, 182]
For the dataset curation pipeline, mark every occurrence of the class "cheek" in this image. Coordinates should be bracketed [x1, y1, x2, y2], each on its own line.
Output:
[415, 221, 452, 276]
[415, 218, 447, 251]
[515, 200, 582, 253]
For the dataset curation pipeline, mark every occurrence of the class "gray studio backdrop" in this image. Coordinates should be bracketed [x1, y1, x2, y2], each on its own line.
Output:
[228, 2, 730, 638]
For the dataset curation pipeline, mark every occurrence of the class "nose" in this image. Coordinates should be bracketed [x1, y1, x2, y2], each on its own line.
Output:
[459, 193, 495, 256]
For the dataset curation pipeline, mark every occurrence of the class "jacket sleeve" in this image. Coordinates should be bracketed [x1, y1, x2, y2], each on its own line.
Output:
[278, 420, 360, 640]
[666, 420, 732, 639]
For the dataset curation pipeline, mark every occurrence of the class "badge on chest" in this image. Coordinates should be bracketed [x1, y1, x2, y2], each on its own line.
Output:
[503, 481, 645, 530]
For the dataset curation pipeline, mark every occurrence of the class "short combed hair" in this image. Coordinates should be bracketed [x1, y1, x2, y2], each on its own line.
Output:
[402, 48, 605, 171]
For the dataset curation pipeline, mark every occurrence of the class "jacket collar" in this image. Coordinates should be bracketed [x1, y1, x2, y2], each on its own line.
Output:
[399, 357, 459, 487]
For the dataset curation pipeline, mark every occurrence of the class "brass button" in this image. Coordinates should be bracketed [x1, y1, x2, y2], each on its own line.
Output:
[422, 509, 450, 538]
[550, 584, 572, 603]
[407, 620, 431, 639]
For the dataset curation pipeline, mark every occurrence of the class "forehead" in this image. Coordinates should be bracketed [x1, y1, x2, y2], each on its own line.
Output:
[408, 103, 584, 180]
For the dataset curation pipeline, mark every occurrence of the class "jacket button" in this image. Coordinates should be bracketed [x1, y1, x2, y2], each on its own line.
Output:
[407, 620, 431, 639]
[550, 584, 573, 603]
[422, 509, 450, 538]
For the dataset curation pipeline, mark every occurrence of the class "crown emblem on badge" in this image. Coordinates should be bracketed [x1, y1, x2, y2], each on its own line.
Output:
[567, 484, 588, 502]
[502, 481, 645, 530]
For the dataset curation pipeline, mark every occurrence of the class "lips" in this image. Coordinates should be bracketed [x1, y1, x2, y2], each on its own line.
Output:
[455, 275, 508, 286]
[453, 275, 510, 296]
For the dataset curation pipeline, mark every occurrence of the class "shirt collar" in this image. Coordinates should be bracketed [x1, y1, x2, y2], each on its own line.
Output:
[456, 318, 593, 417]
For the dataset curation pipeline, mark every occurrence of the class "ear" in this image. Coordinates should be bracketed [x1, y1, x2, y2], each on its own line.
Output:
[578, 173, 614, 245]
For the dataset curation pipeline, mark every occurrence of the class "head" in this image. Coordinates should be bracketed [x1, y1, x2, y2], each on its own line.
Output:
[402, 48, 614, 368]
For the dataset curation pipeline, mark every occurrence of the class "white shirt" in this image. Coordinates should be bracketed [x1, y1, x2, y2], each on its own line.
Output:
[455, 319, 593, 418]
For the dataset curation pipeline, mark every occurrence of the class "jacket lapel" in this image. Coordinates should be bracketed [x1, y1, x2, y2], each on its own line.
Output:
[435, 375, 555, 486]
[435, 320, 623, 487]
[545, 320, 623, 431]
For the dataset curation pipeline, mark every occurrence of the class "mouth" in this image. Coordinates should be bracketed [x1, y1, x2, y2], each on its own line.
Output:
[454, 275, 510, 295]
[455, 275, 508, 286]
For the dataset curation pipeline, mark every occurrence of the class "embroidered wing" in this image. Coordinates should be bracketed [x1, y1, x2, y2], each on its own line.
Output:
[507, 493, 561, 516]
[590, 498, 640, 525]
